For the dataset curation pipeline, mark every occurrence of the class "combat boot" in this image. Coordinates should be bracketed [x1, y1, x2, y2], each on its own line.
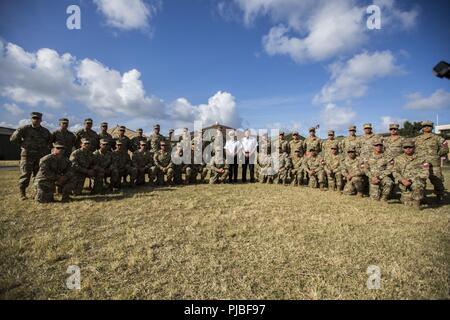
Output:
[435, 194, 443, 203]
[357, 192, 364, 198]
[19, 187, 27, 200]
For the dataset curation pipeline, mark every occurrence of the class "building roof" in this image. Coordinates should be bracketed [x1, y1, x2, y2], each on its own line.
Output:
[436, 124, 450, 133]
[107, 125, 141, 138]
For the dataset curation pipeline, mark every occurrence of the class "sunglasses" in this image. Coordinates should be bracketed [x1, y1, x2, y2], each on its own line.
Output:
[403, 146, 413, 149]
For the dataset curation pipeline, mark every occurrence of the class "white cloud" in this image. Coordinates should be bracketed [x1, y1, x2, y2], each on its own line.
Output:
[94, 0, 155, 31]
[320, 103, 356, 131]
[403, 89, 450, 110]
[231, 0, 418, 63]
[380, 116, 406, 131]
[0, 41, 242, 129]
[314, 50, 400, 104]
[2, 103, 24, 116]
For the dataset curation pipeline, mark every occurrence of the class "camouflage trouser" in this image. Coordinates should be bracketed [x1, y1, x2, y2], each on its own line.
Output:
[198, 165, 208, 183]
[154, 167, 174, 185]
[326, 172, 343, 191]
[259, 174, 274, 184]
[428, 163, 444, 196]
[95, 168, 119, 192]
[343, 176, 364, 195]
[35, 179, 74, 203]
[276, 169, 290, 184]
[183, 166, 198, 184]
[290, 168, 304, 186]
[399, 178, 426, 204]
[209, 169, 229, 184]
[136, 166, 155, 185]
[369, 176, 394, 200]
[308, 170, 325, 188]
[19, 155, 41, 190]
[73, 171, 103, 195]
[112, 167, 138, 188]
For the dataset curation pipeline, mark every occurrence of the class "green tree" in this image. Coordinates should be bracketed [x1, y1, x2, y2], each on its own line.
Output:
[399, 121, 422, 137]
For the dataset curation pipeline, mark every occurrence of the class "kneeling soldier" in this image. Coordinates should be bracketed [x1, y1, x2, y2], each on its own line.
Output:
[112, 140, 137, 189]
[364, 138, 393, 202]
[70, 138, 103, 195]
[392, 139, 430, 208]
[302, 147, 325, 189]
[290, 149, 304, 186]
[341, 146, 365, 197]
[154, 140, 174, 185]
[93, 139, 118, 192]
[34, 142, 74, 203]
[276, 147, 292, 185]
[132, 140, 156, 185]
[324, 142, 343, 192]
[257, 153, 275, 184]
[209, 147, 229, 184]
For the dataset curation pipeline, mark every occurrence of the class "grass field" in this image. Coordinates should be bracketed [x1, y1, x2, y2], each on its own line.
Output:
[0, 163, 449, 300]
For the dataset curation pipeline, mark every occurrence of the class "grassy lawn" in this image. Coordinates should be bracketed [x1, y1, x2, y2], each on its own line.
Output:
[0, 167, 449, 299]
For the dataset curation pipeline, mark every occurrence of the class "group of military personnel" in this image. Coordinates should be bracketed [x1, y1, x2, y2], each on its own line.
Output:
[10, 112, 449, 209]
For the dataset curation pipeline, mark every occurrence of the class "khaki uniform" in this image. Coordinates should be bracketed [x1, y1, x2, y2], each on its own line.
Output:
[364, 152, 394, 200]
[324, 153, 343, 191]
[289, 139, 304, 157]
[303, 136, 321, 154]
[10, 124, 52, 193]
[34, 154, 74, 203]
[359, 133, 379, 161]
[341, 136, 360, 155]
[276, 153, 292, 185]
[209, 155, 229, 184]
[52, 129, 76, 158]
[415, 133, 449, 196]
[302, 154, 325, 188]
[341, 157, 365, 195]
[322, 139, 340, 158]
[384, 135, 405, 160]
[290, 155, 304, 186]
[392, 153, 430, 206]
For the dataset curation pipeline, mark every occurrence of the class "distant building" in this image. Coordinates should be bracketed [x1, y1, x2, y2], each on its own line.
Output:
[0, 127, 20, 160]
[107, 125, 140, 139]
[436, 124, 450, 137]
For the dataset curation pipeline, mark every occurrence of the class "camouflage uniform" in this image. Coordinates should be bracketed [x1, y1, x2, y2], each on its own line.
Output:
[75, 128, 99, 151]
[341, 148, 365, 196]
[115, 133, 132, 152]
[392, 139, 430, 206]
[384, 124, 405, 160]
[10, 113, 52, 198]
[34, 146, 74, 203]
[414, 122, 449, 198]
[290, 153, 304, 186]
[52, 128, 76, 158]
[98, 131, 114, 150]
[341, 126, 361, 155]
[303, 130, 321, 154]
[364, 143, 394, 201]
[132, 147, 155, 185]
[209, 152, 229, 184]
[93, 147, 118, 192]
[154, 148, 174, 185]
[276, 152, 292, 185]
[322, 135, 339, 158]
[257, 153, 275, 184]
[130, 134, 147, 152]
[149, 125, 165, 153]
[278, 134, 290, 154]
[112, 147, 137, 188]
[323, 151, 343, 192]
[70, 144, 103, 195]
[289, 135, 304, 158]
[302, 151, 325, 189]
[359, 127, 379, 161]
[258, 135, 271, 155]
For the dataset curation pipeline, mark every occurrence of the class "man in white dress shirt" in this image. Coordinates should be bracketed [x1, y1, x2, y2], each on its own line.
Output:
[240, 129, 258, 183]
[224, 130, 242, 183]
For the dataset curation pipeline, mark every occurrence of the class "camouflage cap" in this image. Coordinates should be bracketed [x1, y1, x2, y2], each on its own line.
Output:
[308, 146, 317, 151]
[330, 142, 339, 149]
[81, 138, 90, 144]
[279, 131, 285, 136]
[59, 118, 69, 123]
[169, 129, 174, 133]
[119, 125, 126, 131]
[100, 139, 109, 144]
[363, 123, 372, 129]
[348, 125, 356, 131]
[372, 138, 383, 146]
[292, 131, 299, 136]
[154, 124, 160, 129]
[309, 127, 316, 132]
[327, 130, 335, 135]
[101, 122, 108, 127]
[31, 112, 43, 119]
[137, 128, 143, 133]
[402, 139, 415, 148]
[116, 140, 123, 145]
[160, 140, 167, 146]
[347, 146, 356, 152]
[84, 118, 93, 124]
[53, 142, 66, 149]
[140, 140, 147, 145]
[389, 123, 399, 130]
[421, 121, 433, 127]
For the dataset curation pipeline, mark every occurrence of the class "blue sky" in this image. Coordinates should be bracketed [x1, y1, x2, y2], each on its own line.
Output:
[0, 0, 449, 136]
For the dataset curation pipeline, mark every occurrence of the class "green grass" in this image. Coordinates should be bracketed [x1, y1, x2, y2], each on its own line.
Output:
[0, 168, 449, 300]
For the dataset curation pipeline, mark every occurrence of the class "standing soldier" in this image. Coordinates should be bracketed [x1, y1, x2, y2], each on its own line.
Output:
[258, 132, 271, 155]
[75, 118, 99, 151]
[93, 139, 118, 193]
[323, 142, 343, 193]
[289, 131, 304, 158]
[112, 140, 137, 189]
[414, 121, 449, 202]
[392, 139, 430, 208]
[52, 118, 76, 158]
[34, 143, 74, 203]
[359, 123, 379, 161]
[98, 122, 114, 150]
[130, 128, 147, 152]
[115, 126, 132, 152]
[341, 125, 360, 155]
[276, 144, 292, 185]
[209, 147, 229, 184]
[364, 138, 394, 202]
[303, 127, 321, 155]
[322, 130, 339, 158]
[341, 146, 365, 197]
[384, 124, 405, 160]
[149, 124, 165, 153]
[132, 140, 155, 186]
[290, 149, 304, 186]
[302, 147, 325, 190]
[10, 112, 52, 200]
[69, 139, 103, 195]
[154, 140, 174, 185]
[278, 132, 290, 154]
